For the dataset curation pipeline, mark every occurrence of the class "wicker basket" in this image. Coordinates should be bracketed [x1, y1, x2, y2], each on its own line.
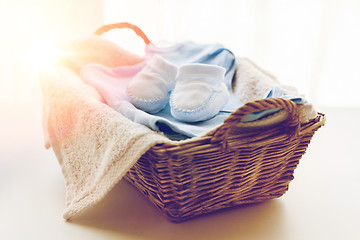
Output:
[124, 98, 325, 222]
[95, 23, 326, 222]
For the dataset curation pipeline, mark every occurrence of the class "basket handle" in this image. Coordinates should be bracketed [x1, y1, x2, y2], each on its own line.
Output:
[94, 22, 152, 45]
[210, 98, 300, 149]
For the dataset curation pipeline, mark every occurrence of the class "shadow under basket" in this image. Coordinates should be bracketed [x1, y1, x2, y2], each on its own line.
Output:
[124, 98, 325, 223]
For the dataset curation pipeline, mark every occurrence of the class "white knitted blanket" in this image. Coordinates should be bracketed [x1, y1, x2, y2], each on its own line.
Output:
[40, 37, 316, 220]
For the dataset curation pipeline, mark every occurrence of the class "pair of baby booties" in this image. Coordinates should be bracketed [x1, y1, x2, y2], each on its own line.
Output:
[127, 55, 230, 122]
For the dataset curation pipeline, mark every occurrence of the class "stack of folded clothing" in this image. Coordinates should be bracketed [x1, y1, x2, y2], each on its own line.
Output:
[80, 40, 316, 140]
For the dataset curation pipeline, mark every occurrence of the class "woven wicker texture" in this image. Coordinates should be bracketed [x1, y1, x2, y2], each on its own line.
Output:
[125, 98, 325, 222]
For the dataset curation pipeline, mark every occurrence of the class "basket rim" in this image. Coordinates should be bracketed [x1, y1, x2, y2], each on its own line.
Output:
[151, 98, 325, 150]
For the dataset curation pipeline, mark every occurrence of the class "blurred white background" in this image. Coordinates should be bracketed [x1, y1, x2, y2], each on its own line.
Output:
[1, 0, 360, 108]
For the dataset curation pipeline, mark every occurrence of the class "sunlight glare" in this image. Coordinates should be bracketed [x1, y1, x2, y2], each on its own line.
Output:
[27, 40, 68, 70]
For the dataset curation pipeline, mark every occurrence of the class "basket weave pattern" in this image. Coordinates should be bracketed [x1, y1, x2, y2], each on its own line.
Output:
[125, 98, 325, 222]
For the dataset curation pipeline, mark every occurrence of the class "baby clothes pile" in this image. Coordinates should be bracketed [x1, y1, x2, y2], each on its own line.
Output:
[80, 41, 309, 140]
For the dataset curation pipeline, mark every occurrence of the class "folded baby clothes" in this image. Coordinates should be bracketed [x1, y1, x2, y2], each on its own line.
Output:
[170, 63, 230, 122]
[81, 53, 315, 140]
[126, 55, 177, 113]
[82, 41, 315, 140]
[81, 42, 242, 139]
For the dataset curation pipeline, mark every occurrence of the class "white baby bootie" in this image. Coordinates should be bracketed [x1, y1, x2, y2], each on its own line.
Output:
[126, 54, 178, 113]
[170, 63, 230, 122]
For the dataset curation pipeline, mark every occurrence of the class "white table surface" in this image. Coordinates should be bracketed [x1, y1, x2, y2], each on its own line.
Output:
[1, 103, 359, 240]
